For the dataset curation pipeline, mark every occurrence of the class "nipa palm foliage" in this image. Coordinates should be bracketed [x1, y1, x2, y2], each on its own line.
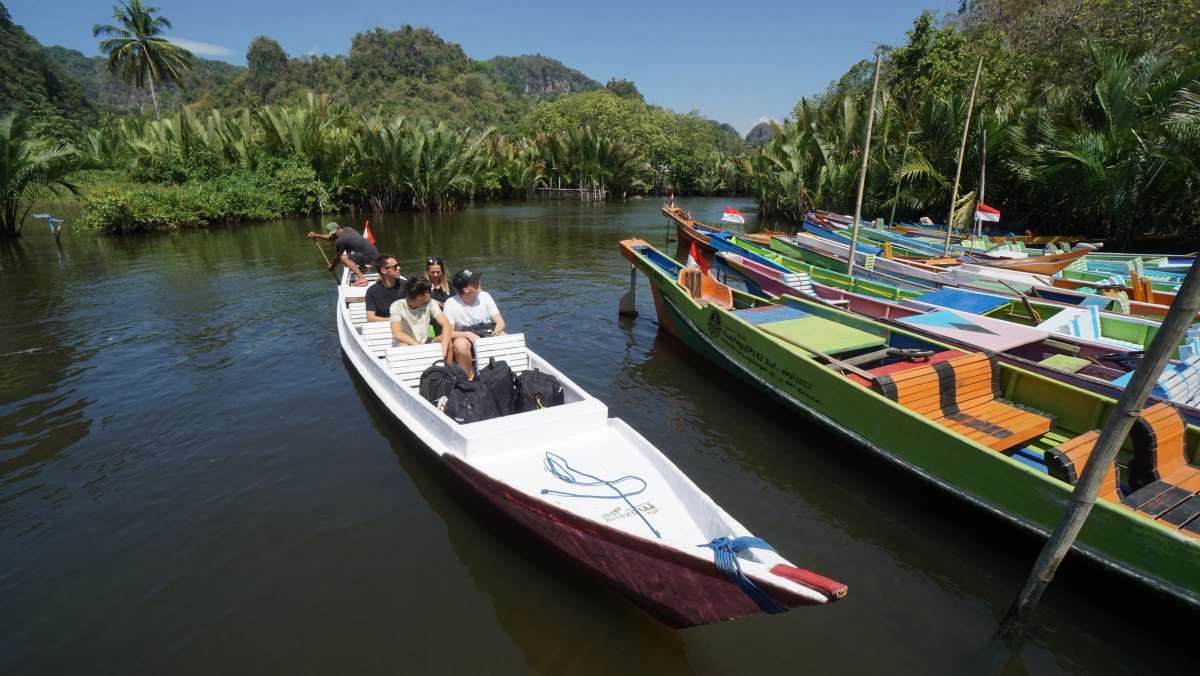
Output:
[0, 113, 80, 237]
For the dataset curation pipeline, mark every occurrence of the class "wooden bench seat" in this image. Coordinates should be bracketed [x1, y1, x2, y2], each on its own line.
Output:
[678, 267, 733, 309]
[871, 352, 1054, 451]
[1042, 403, 1200, 537]
[383, 333, 530, 389]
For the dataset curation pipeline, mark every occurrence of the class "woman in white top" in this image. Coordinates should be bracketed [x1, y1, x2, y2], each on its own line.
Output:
[443, 269, 506, 379]
[389, 277, 454, 361]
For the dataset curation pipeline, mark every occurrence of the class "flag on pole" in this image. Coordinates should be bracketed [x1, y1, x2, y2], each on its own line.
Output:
[686, 241, 710, 274]
[974, 203, 1000, 222]
[362, 220, 376, 244]
[721, 206, 746, 225]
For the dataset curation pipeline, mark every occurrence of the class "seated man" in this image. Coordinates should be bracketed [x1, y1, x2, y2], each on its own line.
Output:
[364, 254, 405, 321]
[443, 269, 506, 379]
[390, 278, 454, 359]
[306, 222, 378, 286]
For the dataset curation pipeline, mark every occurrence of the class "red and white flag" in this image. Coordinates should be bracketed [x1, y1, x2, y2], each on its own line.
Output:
[363, 220, 377, 244]
[686, 241, 711, 274]
[721, 206, 746, 225]
[975, 203, 1000, 222]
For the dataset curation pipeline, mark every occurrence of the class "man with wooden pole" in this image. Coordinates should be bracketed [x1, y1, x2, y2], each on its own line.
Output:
[999, 261, 1200, 637]
[846, 50, 883, 277]
[943, 56, 984, 257]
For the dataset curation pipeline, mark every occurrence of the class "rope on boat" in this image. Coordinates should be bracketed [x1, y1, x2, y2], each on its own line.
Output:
[540, 452, 661, 539]
[699, 536, 787, 614]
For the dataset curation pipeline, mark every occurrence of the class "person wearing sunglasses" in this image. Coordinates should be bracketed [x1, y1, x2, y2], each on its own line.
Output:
[364, 254, 405, 321]
[425, 257, 451, 306]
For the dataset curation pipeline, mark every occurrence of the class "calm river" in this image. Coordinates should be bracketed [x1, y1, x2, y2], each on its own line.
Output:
[0, 198, 1191, 674]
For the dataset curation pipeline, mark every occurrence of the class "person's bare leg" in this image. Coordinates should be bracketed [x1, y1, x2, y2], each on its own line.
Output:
[341, 253, 369, 286]
[453, 336, 475, 379]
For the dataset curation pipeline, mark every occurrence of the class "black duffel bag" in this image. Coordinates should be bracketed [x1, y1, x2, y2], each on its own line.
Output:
[444, 380, 500, 424]
[476, 357, 518, 416]
[515, 369, 565, 412]
[419, 359, 467, 403]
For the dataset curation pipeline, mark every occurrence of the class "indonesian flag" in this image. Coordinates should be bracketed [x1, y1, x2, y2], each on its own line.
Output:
[363, 220, 377, 244]
[975, 203, 1000, 222]
[686, 241, 711, 274]
[721, 206, 746, 225]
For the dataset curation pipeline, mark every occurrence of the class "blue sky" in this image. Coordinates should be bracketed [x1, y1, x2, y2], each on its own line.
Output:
[8, 0, 951, 134]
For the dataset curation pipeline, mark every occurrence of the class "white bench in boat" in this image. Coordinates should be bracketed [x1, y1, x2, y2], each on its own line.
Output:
[377, 332, 530, 388]
[781, 271, 849, 307]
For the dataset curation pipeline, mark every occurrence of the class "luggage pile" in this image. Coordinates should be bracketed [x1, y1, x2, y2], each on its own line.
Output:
[418, 358, 565, 424]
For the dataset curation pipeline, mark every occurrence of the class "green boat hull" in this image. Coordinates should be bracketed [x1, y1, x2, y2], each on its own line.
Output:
[625, 241, 1200, 607]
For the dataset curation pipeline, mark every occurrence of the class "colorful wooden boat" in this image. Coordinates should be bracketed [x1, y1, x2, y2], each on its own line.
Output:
[661, 205, 782, 248]
[336, 270, 846, 627]
[620, 238, 1200, 608]
[716, 251, 1200, 423]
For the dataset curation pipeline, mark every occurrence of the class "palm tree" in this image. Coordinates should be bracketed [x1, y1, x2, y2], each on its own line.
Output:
[93, 1, 193, 119]
[0, 113, 80, 238]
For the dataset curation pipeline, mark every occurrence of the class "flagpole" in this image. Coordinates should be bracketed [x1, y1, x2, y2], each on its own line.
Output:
[888, 130, 914, 229]
[975, 128, 987, 237]
[847, 50, 882, 277]
[943, 56, 984, 257]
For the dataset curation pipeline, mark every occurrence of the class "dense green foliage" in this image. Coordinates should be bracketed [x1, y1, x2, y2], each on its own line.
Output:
[0, 6, 93, 124]
[746, 4, 1200, 239]
[488, 55, 600, 98]
[0, 113, 80, 236]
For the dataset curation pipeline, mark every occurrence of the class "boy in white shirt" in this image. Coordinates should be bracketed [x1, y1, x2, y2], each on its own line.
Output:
[443, 269, 506, 379]
[389, 277, 454, 361]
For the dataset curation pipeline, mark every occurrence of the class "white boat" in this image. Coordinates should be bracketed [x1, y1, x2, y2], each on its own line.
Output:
[334, 270, 847, 627]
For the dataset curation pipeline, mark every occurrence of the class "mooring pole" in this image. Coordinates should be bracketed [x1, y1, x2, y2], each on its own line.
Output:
[847, 50, 883, 277]
[999, 261, 1200, 638]
[943, 56, 984, 257]
[618, 265, 639, 316]
[975, 127, 987, 238]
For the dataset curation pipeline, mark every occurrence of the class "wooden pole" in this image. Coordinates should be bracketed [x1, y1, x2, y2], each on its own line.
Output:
[998, 261, 1200, 638]
[847, 51, 883, 277]
[943, 56, 984, 257]
[313, 240, 340, 283]
[888, 130, 914, 228]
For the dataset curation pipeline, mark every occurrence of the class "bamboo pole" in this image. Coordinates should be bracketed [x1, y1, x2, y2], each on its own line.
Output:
[847, 51, 883, 277]
[943, 56, 984, 257]
[999, 261, 1200, 638]
[888, 130, 914, 228]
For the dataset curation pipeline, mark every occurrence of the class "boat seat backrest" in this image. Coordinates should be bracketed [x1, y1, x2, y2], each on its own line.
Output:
[345, 296, 367, 324]
[677, 267, 734, 309]
[386, 343, 449, 388]
[474, 334, 529, 374]
[872, 352, 1054, 451]
[678, 267, 704, 299]
[358, 321, 396, 357]
[1128, 403, 1190, 490]
[1044, 431, 1119, 500]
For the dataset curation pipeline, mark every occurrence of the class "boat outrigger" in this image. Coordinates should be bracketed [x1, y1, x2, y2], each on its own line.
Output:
[619, 238, 1200, 607]
[334, 269, 846, 627]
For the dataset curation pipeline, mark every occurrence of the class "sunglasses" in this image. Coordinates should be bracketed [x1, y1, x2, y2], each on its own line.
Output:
[381, 264, 401, 271]
[426, 257, 444, 265]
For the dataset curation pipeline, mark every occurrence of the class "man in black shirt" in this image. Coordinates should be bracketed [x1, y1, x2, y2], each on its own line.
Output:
[364, 254, 405, 321]
[306, 222, 379, 286]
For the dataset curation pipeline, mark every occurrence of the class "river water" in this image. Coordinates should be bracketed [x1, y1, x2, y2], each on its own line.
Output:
[0, 198, 1191, 675]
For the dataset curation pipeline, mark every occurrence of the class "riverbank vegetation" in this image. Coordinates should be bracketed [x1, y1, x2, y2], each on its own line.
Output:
[1, 1, 1198, 239]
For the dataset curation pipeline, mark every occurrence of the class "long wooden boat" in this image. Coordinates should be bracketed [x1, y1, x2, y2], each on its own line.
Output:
[715, 251, 1200, 424]
[620, 238, 1200, 607]
[662, 205, 784, 249]
[334, 269, 845, 627]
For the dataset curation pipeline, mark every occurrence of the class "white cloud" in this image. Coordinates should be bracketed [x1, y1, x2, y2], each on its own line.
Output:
[166, 37, 233, 58]
[756, 116, 776, 125]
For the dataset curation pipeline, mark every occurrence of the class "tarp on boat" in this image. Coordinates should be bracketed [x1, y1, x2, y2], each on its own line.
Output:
[897, 309, 1049, 353]
[913, 288, 1011, 315]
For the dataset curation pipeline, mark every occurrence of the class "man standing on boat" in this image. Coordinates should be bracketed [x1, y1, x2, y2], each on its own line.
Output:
[306, 222, 378, 286]
[364, 254, 405, 321]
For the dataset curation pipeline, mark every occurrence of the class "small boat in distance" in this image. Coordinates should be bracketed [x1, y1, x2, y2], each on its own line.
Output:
[334, 269, 846, 627]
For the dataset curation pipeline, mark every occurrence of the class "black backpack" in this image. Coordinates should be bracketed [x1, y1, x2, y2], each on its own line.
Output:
[516, 369, 565, 412]
[418, 360, 466, 403]
[444, 380, 500, 424]
[476, 357, 518, 416]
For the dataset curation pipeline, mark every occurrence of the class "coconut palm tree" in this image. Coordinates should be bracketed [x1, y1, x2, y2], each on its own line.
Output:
[0, 113, 80, 238]
[93, 1, 193, 119]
